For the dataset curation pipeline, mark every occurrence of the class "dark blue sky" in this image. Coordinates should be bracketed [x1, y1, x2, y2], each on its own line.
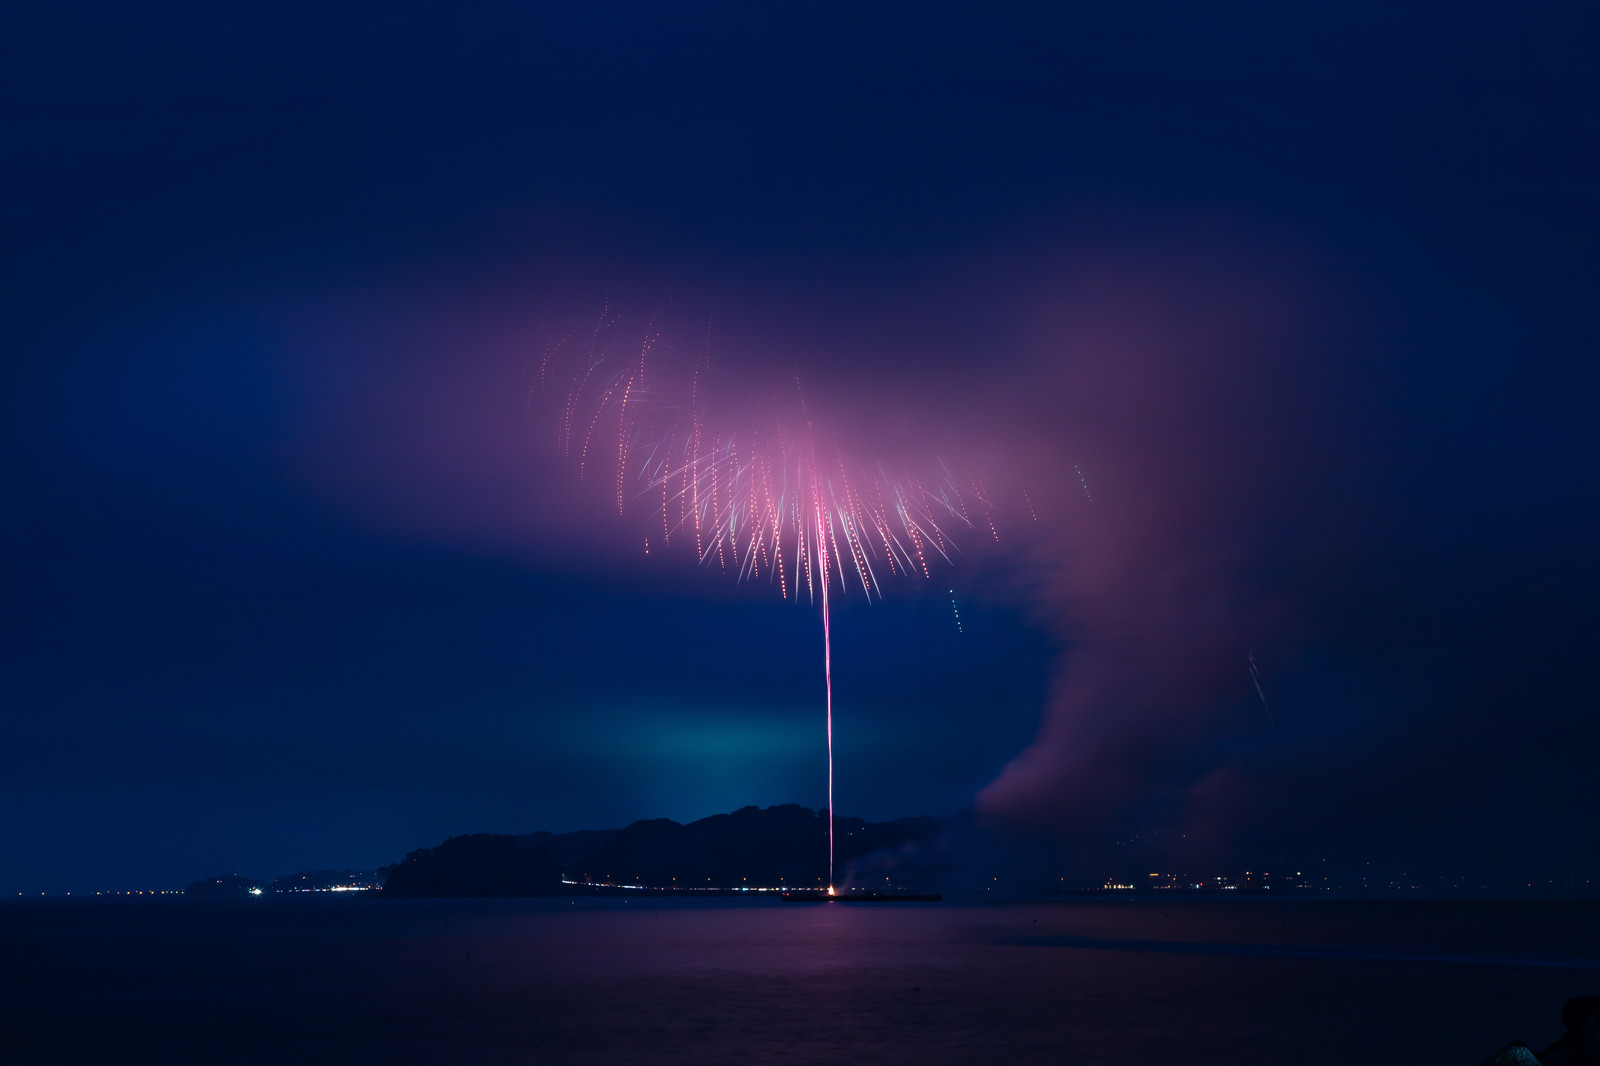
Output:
[3, 2, 1595, 892]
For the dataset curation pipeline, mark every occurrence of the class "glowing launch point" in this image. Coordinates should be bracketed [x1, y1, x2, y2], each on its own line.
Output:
[782, 889, 943, 903]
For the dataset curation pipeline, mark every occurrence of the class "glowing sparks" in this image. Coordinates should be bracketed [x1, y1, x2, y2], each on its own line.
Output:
[542, 309, 993, 888]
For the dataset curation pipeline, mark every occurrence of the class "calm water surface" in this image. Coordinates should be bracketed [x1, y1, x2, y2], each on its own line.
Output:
[3, 898, 1596, 1063]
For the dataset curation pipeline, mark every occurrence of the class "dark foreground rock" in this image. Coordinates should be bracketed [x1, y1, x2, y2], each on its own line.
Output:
[1537, 996, 1600, 1065]
[381, 834, 561, 897]
[1482, 1045, 1541, 1066]
[1484, 997, 1600, 1065]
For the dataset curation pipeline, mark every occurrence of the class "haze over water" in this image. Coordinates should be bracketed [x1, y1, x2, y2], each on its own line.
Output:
[6, 898, 1595, 1063]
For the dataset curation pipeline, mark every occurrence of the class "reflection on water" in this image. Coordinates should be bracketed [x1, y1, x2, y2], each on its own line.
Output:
[3, 898, 1594, 1064]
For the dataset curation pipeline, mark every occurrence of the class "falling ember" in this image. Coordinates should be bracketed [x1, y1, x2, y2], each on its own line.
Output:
[1074, 464, 1094, 501]
[541, 309, 998, 892]
[1248, 649, 1276, 733]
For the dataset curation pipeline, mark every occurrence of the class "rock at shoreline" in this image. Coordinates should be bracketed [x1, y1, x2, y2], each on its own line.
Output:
[1487, 996, 1600, 1066]
[1536, 995, 1600, 1065]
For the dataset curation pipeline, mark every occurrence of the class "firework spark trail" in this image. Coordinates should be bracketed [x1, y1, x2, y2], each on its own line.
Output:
[543, 311, 991, 892]
[1075, 463, 1094, 501]
[807, 428, 836, 891]
[972, 474, 999, 542]
[1248, 649, 1276, 733]
[615, 312, 658, 515]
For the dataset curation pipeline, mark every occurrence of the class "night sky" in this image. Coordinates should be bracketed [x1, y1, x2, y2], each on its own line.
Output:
[4, 3, 1595, 894]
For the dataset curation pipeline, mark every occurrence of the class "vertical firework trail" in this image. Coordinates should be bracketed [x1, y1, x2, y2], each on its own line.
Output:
[541, 309, 996, 892]
[806, 424, 836, 891]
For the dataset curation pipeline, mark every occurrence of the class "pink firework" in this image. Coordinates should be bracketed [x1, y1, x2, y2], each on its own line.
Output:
[542, 310, 982, 892]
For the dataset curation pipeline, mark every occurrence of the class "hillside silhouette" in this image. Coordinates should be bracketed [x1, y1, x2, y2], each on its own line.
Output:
[381, 805, 943, 896]
[382, 834, 561, 897]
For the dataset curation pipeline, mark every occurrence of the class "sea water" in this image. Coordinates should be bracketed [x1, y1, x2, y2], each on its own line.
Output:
[3, 897, 1595, 1063]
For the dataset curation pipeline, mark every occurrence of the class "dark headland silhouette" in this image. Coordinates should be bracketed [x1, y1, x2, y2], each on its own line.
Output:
[183, 805, 943, 898]
[186, 805, 1600, 901]
[383, 804, 942, 897]
[383, 834, 564, 897]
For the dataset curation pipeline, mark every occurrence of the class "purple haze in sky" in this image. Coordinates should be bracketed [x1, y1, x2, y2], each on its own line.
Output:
[262, 218, 1547, 875]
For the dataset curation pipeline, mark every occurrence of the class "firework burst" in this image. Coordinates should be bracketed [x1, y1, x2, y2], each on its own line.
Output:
[541, 308, 987, 891]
